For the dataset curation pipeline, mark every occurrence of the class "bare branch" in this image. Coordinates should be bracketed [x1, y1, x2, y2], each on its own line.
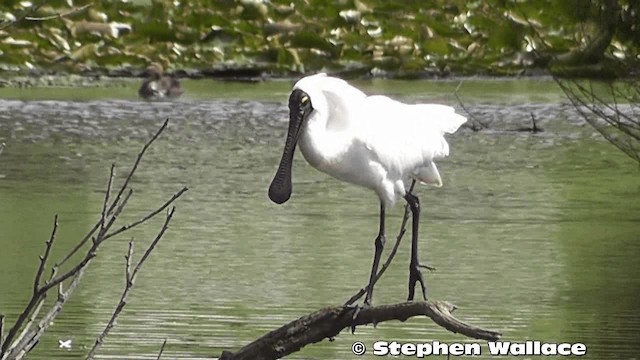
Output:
[0, 1, 46, 30]
[56, 221, 100, 268]
[132, 208, 175, 276]
[106, 119, 169, 218]
[86, 208, 176, 360]
[1, 216, 59, 355]
[219, 301, 501, 360]
[39, 250, 96, 294]
[9, 269, 85, 360]
[156, 339, 167, 360]
[101, 165, 116, 233]
[1, 214, 57, 357]
[516, 112, 543, 133]
[1, 119, 188, 359]
[96, 189, 133, 243]
[24, 3, 92, 21]
[103, 187, 188, 241]
[530, 113, 539, 133]
[125, 240, 133, 286]
[454, 81, 491, 131]
[34, 215, 58, 294]
[0, 2, 92, 31]
[0, 314, 4, 349]
[554, 77, 640, 163]
[3, 296, 46, 358]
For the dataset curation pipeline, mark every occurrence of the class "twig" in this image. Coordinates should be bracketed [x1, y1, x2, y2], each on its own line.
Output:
[345, 180, 415, 306]
[219, 301, 501, 360]
[106, 119, 169, 218]
[24, 3, 92, 21]
[515, 112, 543, 133]
[86, 208, 176, 360]
[1, 285, 46, 356]
[4, 297, 46, 359]
[530, 113, 539, 133]
[453, 81, 489, 131]
[57, 162, 128, 268]
[555, 77, 640, 163]
[517, 2, 640, 163]
[132, 208, 175, 276]
[39, 247, 97, 294]
[0, 315, 3, 349]
[103, 187, 188, 242]
[34, 216, 58, 294]
[56, 222, 100, 268]
[101, 165, 115, 233]
[156, 339, 167, 360]
[0, 119, 187, 359]
[96, 189, 133, 242]
[58, 119, 166, 266]
[0, 143, 5, 157]
[0, 0, 46, 30]
[125, 240, 133, 286]
[9, 270, 85, 360]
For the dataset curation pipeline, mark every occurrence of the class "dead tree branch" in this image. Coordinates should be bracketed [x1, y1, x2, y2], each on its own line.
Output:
[10, 275, 83, 359]
[87, 208, 176, 359]
[0, 119, 188, 360]
[33, 216, 58, 294]
[24, 3, 92, 21]
[554, 77, 640, 163]
[219, 301, 501, 360]
[0, 315, 4, 350]
[221, 177, 500, 360]
[0, 2, 92, 30]
[454, 81, 492, 132]
[515, 4, 640, 163]
[156, 339, 167, 360]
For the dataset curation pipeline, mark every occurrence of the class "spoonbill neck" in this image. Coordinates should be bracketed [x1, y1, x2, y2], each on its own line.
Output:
[298, 112, 352, 171]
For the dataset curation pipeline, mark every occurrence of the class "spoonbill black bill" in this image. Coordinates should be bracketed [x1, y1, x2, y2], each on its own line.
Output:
[268, 73, 467, 304]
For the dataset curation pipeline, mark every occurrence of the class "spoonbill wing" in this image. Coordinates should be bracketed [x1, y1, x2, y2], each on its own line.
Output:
[356, 95, 466, 186]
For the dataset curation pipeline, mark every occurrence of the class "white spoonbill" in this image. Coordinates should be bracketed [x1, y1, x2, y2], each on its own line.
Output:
[268, 73, 466, 304]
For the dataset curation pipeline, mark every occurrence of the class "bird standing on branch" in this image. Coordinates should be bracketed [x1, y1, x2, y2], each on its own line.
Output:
[268, 73, 466, 305]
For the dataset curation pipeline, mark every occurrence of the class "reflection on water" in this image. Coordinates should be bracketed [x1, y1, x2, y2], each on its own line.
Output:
[0, 84, 638, 360]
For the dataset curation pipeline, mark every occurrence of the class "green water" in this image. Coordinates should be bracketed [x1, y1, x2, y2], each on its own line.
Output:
[0, 79, 638, 360]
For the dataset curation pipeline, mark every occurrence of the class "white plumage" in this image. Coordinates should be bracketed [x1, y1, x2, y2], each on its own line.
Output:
[268, 73, 466, 304]
[293, 73, 466, 207]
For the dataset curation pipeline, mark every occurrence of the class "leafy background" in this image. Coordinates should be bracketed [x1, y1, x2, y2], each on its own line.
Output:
[0, 0, 638, 77]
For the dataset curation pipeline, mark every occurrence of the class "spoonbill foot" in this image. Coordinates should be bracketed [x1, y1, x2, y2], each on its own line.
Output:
[407, 262, 430, 301]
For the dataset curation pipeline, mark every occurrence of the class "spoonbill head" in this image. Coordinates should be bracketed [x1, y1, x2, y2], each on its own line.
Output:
[268, 73, 466, 304]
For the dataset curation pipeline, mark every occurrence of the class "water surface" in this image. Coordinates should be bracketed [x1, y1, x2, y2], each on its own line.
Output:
[0, 79, 638, 359]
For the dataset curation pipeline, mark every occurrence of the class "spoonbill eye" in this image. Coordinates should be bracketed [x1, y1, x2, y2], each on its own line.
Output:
[301, 95, 309, 104]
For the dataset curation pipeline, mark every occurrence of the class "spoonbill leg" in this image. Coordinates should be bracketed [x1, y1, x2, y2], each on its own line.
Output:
[364, 203, 386, 305]
[404, 192, 428, 301]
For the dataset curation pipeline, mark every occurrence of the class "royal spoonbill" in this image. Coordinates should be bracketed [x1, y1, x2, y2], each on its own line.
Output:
[268, 73, 466, 304]
[138, 63, 183, 100]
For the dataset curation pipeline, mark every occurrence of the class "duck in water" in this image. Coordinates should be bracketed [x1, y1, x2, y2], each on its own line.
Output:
[138, 63, 183, 100]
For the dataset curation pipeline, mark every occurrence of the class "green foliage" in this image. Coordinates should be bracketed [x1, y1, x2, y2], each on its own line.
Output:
[0, 0, 637, 76]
